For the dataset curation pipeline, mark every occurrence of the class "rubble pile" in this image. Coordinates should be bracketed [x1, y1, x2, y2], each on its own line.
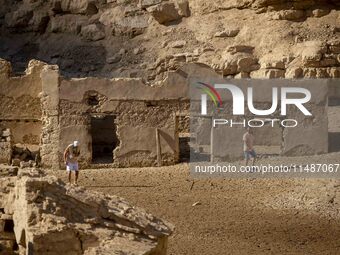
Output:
[11, 145, 40, 168]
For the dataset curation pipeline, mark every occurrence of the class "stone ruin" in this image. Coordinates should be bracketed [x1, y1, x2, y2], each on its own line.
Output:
[0, 166, 173, 255]
[0, 58, 192, 169]
[0, 58, 338, 167]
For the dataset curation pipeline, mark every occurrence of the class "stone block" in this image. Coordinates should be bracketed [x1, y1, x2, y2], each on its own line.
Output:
[147, 2, 181, 24]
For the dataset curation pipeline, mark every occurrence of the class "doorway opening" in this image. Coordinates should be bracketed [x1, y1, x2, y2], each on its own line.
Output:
[91, 115, 119, 164]
[176, 115, 191, 162]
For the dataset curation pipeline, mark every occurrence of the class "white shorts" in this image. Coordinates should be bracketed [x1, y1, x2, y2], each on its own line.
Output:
[66, 162, 79, 172]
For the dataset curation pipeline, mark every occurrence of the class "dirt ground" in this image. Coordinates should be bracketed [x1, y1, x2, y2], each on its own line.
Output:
[50, 155, 340, 255]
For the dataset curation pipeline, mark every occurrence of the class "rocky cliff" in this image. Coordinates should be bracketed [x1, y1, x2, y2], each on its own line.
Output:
[0, 0, 339, 81]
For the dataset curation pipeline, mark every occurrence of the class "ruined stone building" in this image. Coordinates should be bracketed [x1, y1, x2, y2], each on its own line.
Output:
[1, 58, 338, 169]
[0, 59, 194, 169]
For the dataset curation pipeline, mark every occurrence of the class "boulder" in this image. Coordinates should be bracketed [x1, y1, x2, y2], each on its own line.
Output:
[272, 10, 306, 21]
[312, 9, 330, 18]
[115, 15, 149, 36]
[169, 40, 187, 48]
[147, 2, 181, 24]
[60, 0, 98, 15]
[259, 54, 285, 69]
[293, 41, 327, 67]
[222, 52, 259, 75]
[250, 69, 285, 78]
[214, 28, 240, 38]
[0, 171, 174, 255]
[49, 14, 88, 34]
[227, 45, 254, 54]
[175, 0, 190, 17]
[100, 7, 149, 36]
[81, 24, 105, 41]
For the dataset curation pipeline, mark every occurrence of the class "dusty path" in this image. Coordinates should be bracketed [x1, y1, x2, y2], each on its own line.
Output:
[50, 152, 340, 255]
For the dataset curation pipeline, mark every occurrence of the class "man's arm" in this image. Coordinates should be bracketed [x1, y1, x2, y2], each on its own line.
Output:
[63, 145, 70, 163]
[244, 134, 252, 150]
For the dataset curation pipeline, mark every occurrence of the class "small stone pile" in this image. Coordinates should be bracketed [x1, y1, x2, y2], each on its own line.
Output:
[11, 146, 40, 168]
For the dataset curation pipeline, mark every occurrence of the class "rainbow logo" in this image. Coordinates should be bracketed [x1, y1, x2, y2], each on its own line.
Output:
[196, 82, 223, 108]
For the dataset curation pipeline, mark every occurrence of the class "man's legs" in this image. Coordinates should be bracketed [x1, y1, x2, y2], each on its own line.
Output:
[244, 151, 250, 166]
[68, 171, 72, 183]
[250, 150, 256, 166]
[75, 171, 79, 185]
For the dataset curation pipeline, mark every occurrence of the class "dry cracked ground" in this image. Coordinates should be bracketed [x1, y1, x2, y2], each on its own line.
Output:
[50, 160, 340, 255]
[48, 106, 340, 255]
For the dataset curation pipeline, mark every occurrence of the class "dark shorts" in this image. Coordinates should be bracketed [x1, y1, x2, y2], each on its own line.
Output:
[244, 150, 256, 160]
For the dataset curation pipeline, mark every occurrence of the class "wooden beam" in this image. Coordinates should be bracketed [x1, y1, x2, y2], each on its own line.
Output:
[156, 128, 162, 166]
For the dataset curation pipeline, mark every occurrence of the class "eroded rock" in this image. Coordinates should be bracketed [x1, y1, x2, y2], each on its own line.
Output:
[147, 2, 181, 24]
[0, 168, 174, 255]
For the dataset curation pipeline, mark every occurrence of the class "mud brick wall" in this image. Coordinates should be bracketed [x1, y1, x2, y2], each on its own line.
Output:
[58, 72, 189, 168]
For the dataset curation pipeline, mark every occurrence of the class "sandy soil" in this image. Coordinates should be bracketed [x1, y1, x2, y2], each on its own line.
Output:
[50, 153, 340, 255]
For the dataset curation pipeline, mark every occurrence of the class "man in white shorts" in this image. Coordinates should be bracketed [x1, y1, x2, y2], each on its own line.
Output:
[64, 141, 80, 185]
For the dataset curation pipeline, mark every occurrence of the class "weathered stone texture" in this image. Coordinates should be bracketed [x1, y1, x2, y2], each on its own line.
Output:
[0, 168, 173, 255]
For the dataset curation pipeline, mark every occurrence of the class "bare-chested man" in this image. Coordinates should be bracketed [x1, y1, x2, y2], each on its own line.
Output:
[64, 141, 80, 185]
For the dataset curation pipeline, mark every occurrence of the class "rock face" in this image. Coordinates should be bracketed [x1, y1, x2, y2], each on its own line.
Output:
[0, 167, 173, 255]
[0, 0, 338, 80]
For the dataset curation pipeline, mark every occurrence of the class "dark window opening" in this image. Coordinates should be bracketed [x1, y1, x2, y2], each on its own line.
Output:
[176, 115, 191, 162]
[91, 115, 119, 164]
[87, 95, 99, 106]
[179, 135, 190, 162]
[4, 219, 14, 232]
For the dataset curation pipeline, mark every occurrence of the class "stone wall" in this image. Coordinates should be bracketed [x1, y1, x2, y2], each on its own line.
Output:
[58, 71, 190, 168]
[0, 59, 44, 164]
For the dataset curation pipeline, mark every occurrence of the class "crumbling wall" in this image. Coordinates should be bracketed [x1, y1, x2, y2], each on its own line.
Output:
[0, 59, 45, 166]
[40, 65, 61, 169]
[0, 167, 174, 255]
[58, 71, 189, 167]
